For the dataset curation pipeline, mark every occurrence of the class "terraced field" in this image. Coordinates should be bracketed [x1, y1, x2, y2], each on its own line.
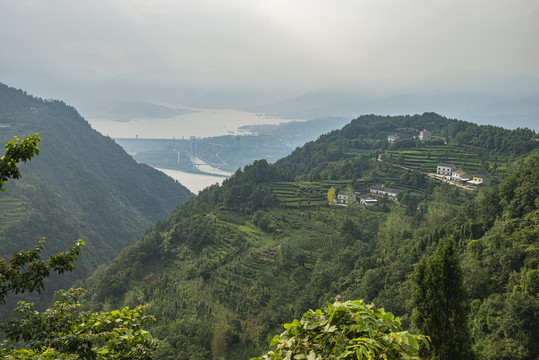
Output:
[383, 144, 510, 175]
[216, 245, 282, 293]
[270, 181, 353, 207]
[0, 196, 31, 229]
[282, 234, 334, 267]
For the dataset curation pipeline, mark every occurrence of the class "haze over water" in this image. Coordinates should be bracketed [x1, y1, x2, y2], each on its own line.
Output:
[87, 107, 299, 139]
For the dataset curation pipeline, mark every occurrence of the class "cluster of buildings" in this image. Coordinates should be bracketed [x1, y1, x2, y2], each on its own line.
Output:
[436, 163, 491, 186]
[336, 185, 406, 207]
[334, 161, 491, 208]
[333, 129, 491, 207]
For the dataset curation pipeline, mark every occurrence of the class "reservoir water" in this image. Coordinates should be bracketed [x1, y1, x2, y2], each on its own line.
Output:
[87, 107, 298, 139]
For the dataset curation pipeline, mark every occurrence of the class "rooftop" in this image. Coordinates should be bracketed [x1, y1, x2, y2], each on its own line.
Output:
[437, 162, 456, 168]
[370, 186, 404, 193]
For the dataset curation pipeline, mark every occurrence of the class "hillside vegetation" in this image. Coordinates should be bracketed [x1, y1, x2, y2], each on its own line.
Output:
[82, 113, 538, 359]
[0, 83, 192, 320]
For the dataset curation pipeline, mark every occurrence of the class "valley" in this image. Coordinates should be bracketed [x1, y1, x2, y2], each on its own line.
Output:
[1, 85, 537, 359]
[2, 1, 538, 358]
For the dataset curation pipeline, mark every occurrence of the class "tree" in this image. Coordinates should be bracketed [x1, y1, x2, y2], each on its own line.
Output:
[254, 300, 429, 359]
[345, 185, 355, 208]
[0, 133, 41, 191]
[0, 134, 85, 304]
[327, 186, 336, 206]
[411, 237, 474, 360]
[0, 238, 84, 304]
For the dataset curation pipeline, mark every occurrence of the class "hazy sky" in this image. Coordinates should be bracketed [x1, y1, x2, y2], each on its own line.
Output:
[1, 0, 538, 93]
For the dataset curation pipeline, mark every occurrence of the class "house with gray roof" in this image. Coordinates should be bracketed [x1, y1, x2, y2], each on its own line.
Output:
[369, 186, 404, 198]
[437, 162, 456, 176]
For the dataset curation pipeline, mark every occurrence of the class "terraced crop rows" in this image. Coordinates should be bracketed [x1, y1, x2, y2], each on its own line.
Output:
[271, 181, 353, 208]
[216, 246, 281, 291]
[0, 196, 30, 228]
[384, 146, 488, 173]
[283, 235, 333, 264]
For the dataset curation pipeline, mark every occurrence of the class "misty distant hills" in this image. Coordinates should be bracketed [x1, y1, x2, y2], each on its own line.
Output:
[398, 69, 539, 96]
[243, 71, 539, 130]
[76, 101, 195, 122]
[252, 92, 538, 130]
[176, 70, 539, 130]
[4, 68, 538, 131]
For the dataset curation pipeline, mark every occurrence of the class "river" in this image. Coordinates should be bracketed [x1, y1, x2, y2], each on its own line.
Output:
[155, 167, 230, 194]
[156, 146, 234, 193]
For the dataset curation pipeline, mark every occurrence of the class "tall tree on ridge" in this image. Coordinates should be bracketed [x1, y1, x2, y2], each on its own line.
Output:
[412, 237, 475, 360]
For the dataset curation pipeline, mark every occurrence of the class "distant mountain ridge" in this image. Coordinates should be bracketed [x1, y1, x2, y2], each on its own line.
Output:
[245, 73, 539, 130]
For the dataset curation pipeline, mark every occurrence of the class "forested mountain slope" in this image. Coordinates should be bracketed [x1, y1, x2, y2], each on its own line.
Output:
[81, 113, 538, 359]
[277, 112, 536, 181]
[454, 153, 538, 359]
[0, 83, 192, 319]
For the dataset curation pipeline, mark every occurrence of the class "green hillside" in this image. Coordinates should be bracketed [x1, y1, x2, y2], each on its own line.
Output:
[0, 84, 192, 319]
[277, 113, 535, 182]
[81, 113, 538, 359]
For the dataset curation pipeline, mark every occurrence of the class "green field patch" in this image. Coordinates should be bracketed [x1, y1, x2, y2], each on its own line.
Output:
[215, 244, 281, 290]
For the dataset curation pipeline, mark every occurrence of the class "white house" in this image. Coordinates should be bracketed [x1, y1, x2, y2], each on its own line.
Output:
[437, 162, 456, 176]
[337, 190, 357, 205]
[387, 134, 399, 143]
[450, 170, 470, 182]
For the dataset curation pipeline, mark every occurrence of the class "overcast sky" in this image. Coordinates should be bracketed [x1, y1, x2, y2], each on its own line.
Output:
[1, 0, 538, 94]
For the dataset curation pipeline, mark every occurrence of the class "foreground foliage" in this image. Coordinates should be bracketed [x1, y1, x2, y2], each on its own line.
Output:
[254, 300, 429, 360]
[0, 133, 40, 191]
[0, 134, 86, 306]
[0, 238, 84, 304]
[0, 132, 159, 359]
[2, 289, 159, 359]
